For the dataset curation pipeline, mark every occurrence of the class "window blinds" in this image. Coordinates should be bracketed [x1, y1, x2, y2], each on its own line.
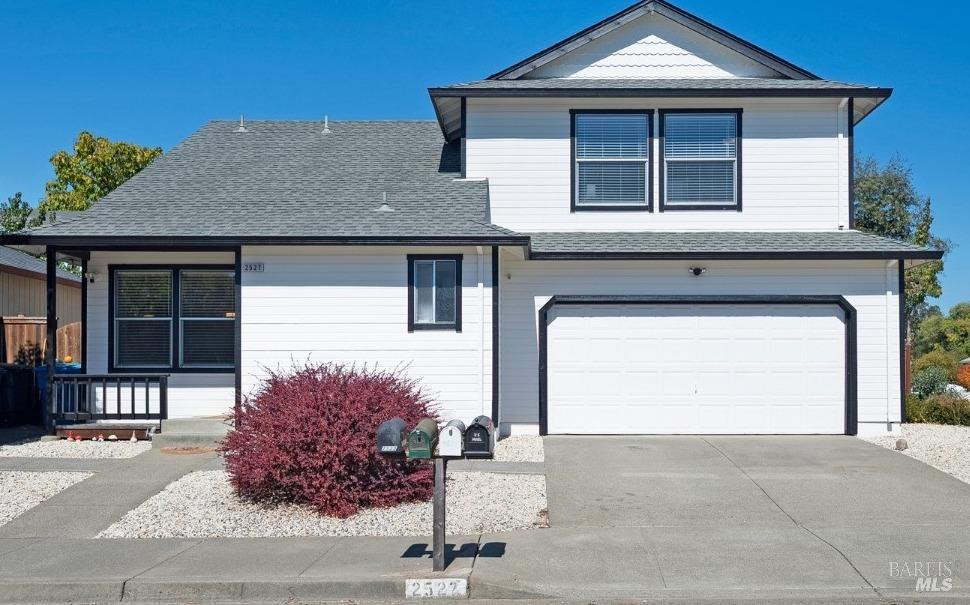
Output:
[575, 113, 649, 207]
[664, 112, 737, 206]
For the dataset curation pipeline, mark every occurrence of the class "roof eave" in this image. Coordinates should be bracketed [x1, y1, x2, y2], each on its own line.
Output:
[528, 249, 944, 262]
[429, 87, 893, 99]
[3, 234, 532, 249]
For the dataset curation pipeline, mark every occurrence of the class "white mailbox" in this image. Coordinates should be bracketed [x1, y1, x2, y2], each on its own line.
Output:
[437, 419, 466, 457]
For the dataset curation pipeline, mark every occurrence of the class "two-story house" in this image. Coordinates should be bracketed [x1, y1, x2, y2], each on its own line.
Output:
[4, 0, 941, 437]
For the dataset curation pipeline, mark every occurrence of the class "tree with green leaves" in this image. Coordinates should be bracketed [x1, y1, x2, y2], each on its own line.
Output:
[39, 131, 161, 217]
[854, 155, 949, 323]
[1, 192, 33, 233]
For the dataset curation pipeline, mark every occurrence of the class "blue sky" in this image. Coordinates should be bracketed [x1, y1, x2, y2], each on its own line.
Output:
[1, 0, 966, 310]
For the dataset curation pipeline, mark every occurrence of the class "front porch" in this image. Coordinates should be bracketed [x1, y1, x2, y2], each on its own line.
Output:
[39, 247, 242, 434]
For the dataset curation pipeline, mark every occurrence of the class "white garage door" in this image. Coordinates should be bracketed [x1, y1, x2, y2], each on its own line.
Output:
[546, 304, 846, 434]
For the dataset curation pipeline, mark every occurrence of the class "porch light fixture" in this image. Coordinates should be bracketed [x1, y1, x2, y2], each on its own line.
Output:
[84, 271, 98, 283]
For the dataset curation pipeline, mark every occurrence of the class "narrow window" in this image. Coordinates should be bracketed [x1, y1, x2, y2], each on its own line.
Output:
[114, 270, 173, 368]
[662, 111, 741, 210]
[409, 256, 462, 331]
[179, 270, 235, 368]
[573, 112, 651, 210]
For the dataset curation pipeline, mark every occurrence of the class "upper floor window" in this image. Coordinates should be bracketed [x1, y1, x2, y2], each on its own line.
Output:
[408, 255, 462, 332]
[661, 110, 741, 211]
[572, 111, 652, 211]
[112, 267, 235, 372]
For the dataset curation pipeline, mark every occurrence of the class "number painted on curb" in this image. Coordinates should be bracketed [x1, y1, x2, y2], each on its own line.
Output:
[405, 578, 467, 598]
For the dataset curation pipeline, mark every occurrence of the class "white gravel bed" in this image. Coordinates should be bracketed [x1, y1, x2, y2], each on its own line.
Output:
[861, 423, 970, 485]
[492, 435, 544, 462]
[0, 438, 151, 459]
[99, 470, 546, 538]
[0, 471, 91, 526]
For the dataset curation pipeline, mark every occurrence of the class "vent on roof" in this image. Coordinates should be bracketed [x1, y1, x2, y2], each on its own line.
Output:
[235, 115, 247, 133]
[374, 192, 394, 212]
[322, 115, 331, 134]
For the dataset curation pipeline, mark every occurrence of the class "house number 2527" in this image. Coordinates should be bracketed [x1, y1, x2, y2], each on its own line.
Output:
[242, 263, 264, 272]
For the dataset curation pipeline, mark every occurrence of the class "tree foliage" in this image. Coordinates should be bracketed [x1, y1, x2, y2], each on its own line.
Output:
[39, 131, 161, 216]
[913, 305, 970, 359]
[1, 192, 33, 233]
[854, 155, 949, 321]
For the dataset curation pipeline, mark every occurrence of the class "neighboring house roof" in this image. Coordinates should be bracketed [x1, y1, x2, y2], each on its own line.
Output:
[487, 0, 819, 81]
[0, 245, 80, 284]
[527, 231, 943, 262]
[13, 121, 526, 247]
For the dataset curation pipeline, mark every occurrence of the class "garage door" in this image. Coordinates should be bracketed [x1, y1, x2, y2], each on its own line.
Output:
[545, 303, 846, 434]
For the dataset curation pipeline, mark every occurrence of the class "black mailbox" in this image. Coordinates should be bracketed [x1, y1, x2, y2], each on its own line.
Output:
[464, 415, 494, 458]
[376, 418, 408, 456]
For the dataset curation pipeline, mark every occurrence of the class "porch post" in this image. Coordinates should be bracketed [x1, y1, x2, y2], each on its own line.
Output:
[45, 246, 57, 433]
[80, 255, 88, 374]
[234, 246, 242, 426]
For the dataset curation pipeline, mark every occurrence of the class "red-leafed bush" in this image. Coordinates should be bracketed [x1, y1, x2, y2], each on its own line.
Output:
[957, 364, 970, 390]
[221, 362, 437, 517]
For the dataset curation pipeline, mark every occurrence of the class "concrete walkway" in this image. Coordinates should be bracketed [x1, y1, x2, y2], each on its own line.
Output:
[0, 449, 217, 539]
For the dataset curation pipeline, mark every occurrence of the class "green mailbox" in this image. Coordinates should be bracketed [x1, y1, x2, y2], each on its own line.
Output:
[407, 418, 439, 459]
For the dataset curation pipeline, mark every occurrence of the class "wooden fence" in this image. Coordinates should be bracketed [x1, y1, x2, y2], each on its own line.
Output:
[0, 317, 82, 365]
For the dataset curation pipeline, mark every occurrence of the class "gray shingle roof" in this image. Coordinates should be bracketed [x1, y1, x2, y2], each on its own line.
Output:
[527, 231, 942, 260]
[432, 78, 887, 93]
[20, 121, 524, 244]
[0, 246, 80, 282]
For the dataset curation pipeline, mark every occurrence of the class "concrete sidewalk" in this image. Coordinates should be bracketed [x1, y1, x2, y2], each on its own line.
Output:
[1, 529, 966, 603]
[0, 449, 217, 539]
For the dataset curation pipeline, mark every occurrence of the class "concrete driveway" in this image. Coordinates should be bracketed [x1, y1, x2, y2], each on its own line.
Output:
[472, 436, 970, 601]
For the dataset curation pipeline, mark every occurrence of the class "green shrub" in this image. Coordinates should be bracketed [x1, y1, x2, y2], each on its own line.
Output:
[912, 365, 950, 397]
[906, 392, 970, 426]
[913, 350, 959, 381]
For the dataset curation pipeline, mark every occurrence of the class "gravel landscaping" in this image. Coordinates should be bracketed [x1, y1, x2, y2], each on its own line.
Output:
[99, 469, 546, 538]
[0, 438, 151, 459]
[493, 435, 544, 462]
[0, 471, 91, 526]
[862, 423, 970, 485]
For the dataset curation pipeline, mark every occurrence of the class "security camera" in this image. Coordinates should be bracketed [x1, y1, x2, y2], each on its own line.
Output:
[689, 267, 706, 276]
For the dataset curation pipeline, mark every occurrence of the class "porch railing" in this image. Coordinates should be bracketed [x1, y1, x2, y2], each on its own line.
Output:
[52, 373, 168, 429]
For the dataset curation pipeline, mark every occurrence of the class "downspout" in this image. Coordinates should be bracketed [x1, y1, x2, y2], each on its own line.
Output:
[476, 246, 485, 417]
[886, 260, 895, 429]
[838, 98, 849, 229]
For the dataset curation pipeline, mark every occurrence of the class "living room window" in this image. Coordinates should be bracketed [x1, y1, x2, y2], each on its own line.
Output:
[408, 255, 462, 332]
[572, 111, 653, 211]
[660, 109, 742, 211]
[111, 266, 235, 372]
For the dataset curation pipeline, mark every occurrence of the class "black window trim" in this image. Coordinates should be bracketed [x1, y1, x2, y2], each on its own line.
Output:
[570, 109, 654, 213]
[108, 264, 236, 374]
[407, 254, 463, 332]
[658, 108, 743, 212]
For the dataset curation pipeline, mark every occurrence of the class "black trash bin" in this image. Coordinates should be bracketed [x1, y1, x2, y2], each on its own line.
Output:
[0, 364, 40, 426]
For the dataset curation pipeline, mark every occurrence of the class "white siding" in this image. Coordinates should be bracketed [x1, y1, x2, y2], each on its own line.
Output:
[86, 251, 235, 419]
[528, 12, 780, 79]
[499, 256, 901, 433]
[241, 246, 493, 424]
[466, 97, 852, 232]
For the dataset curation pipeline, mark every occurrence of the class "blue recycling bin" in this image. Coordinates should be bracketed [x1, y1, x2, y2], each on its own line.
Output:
[35, 362, 83, 428]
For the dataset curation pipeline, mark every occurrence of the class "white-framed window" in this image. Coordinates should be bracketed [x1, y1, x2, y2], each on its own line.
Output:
[661, 110, 741, 210]
[408, 255, 462, 331]
[111, 267, 235, 371]
[572, 111, 652, 210]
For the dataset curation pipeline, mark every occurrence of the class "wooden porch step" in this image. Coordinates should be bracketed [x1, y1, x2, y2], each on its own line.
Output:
[55, 422, 156, 441]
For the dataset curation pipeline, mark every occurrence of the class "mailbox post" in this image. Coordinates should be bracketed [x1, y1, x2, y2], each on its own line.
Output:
[376, 416, 495, 572]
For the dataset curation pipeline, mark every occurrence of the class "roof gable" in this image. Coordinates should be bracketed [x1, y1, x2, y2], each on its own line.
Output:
[490, 0, 817, 81]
